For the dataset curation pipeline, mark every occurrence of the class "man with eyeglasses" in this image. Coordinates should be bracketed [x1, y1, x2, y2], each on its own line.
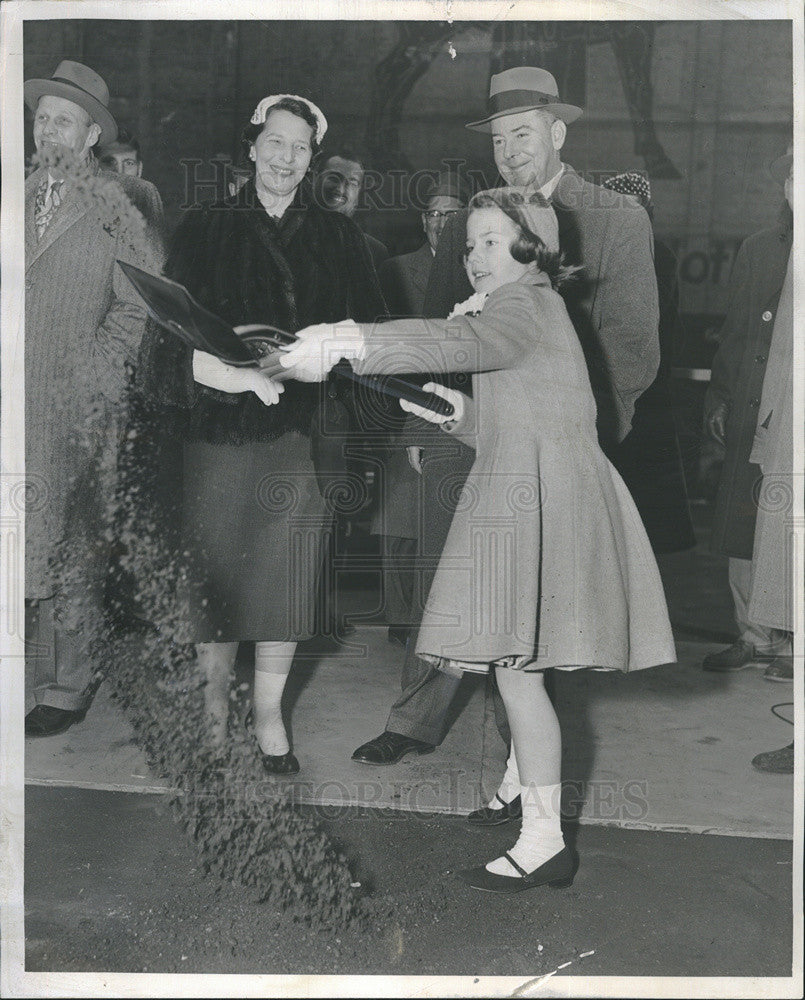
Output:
[378, 175, 467, 315]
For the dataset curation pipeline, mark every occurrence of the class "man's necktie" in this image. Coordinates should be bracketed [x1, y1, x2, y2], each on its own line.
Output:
[34, 178, 64, 239]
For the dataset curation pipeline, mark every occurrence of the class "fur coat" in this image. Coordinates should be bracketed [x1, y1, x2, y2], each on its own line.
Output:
[137, 179, 386, 444]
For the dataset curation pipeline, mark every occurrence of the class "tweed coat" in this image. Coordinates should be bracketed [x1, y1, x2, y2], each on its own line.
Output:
[424, 169, 661, 448]
[353, 272, 676, 672]
[705, 219, 792, 559]
[24, 160, 164, 600]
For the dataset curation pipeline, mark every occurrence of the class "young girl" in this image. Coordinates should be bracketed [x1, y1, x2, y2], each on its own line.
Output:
[281, 189, 676, 892]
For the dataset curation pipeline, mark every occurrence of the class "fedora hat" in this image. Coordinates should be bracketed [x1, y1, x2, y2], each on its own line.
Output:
[769, 143, 792, 184]
[25, 60, 117, 145]
[466, 66, 583, 132]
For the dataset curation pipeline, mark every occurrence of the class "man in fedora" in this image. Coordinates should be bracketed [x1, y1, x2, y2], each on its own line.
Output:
[703, 144, 794, 695]
[23, 60, 164, 738]
[352, 66, 662, 779]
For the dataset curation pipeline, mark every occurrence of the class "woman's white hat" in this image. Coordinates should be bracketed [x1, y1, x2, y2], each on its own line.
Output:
[250, 94, 328, 144]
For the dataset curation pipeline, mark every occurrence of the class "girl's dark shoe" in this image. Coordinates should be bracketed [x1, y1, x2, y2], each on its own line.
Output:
[456, 846, 577, 894]
[467, 793, 522, 826]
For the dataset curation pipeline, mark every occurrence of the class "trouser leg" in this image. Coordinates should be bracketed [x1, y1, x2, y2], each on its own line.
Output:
[383, 535, 419, 626]
[26, 596, 93, 712]
[384, 437, 475, 745]
[385, 637, 462, 745]
[729, 557, 791, 655]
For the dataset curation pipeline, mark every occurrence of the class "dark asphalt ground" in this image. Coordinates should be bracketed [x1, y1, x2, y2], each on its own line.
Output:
[24, 785, 794, 983]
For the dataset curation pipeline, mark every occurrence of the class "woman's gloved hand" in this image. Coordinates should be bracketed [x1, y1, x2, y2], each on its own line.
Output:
[192, 350, 284, 406]
[399, 382, 464, 432]
[279, 320, 365, 382]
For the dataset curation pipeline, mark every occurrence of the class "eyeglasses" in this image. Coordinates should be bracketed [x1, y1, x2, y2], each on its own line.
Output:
[423, 209, 460, 220]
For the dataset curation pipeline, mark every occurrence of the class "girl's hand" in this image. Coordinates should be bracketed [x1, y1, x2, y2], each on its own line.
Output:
[279, 320, 365, 382]
[400, 382, 464, 431]
[192, 350, 285, 406]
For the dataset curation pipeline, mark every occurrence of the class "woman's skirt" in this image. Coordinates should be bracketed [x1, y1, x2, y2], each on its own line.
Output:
[179, 433, 330, 643]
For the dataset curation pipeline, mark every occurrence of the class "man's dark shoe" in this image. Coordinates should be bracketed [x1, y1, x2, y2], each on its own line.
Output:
[751, 742, 794, 774]
[467, 793, 522, 826]
[387, 626, 410, 648]
[352, 730, 435, 765]
[25, 704, 84, 738]
[702, 640, 770, 672]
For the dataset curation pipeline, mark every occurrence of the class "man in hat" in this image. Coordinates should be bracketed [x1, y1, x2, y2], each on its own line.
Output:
[702, 145, 794, 700]
[23, 60, 164, 738]
[352, 66, 662, 772]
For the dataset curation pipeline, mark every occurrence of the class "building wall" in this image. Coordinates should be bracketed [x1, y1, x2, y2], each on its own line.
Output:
[23, 17, 792, 334]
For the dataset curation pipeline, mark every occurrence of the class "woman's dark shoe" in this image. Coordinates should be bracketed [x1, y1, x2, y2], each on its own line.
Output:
[467, 793, 522, 826]
[258, 749, 300, 775]
[25, 704, 85, 738]
[244, 709, 300, 775]
[456, 846, 577, 894]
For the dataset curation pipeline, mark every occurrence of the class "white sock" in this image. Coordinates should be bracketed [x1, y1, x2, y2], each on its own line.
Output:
[252, 641, 294, 756]
[488, 747, 520, 808]
[485, 783, 565, 877]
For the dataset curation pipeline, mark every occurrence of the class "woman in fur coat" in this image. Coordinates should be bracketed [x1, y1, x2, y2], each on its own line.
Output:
[137, 94, 385, 773]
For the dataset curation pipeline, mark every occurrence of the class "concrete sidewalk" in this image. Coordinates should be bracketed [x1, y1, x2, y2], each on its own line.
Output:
[25, 630, 794, 839]
[25, 504, 795, 839]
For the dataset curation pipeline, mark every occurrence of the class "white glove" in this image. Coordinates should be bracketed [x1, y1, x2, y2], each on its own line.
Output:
[407, 446, 423, 474]
[399, 382, 464, 429]
[279, 320, 365, 382]
[192, 350, 284, 406]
